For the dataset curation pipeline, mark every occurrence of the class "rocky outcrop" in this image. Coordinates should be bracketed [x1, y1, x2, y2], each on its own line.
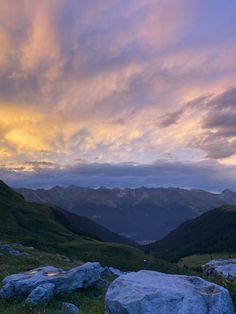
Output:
[105, 270, 235, 314]
[202, 259, 236, 280]
[0, 262, 102, 304]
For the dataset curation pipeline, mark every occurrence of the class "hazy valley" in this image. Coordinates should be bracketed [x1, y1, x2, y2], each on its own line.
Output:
[18, 186, 236, 243]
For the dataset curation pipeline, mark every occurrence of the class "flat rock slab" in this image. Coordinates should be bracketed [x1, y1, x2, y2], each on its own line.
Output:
[105, 270, 235, 314]
[0, 262, 102, 304]
[202, 259, 236, 280]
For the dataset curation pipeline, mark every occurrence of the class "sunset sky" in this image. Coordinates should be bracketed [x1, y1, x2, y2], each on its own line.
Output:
[0, 0, 236, 190]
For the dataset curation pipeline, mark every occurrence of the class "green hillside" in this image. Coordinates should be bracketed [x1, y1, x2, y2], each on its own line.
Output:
[0, 180, 179, 273]
[147, 205, 236, 262]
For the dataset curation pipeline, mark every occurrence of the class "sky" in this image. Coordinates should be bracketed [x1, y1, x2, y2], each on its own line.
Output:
[0, 0, 236, 191]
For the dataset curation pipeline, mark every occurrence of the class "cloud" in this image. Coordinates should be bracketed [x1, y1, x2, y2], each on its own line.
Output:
[190, 87, 236, 160]
[1, 160, 236, 192]
[0, 0, 236, 189]
[158, 110, 183, 128]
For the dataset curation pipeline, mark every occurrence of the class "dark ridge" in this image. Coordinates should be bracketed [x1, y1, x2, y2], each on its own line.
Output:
[147, 205, 236, 262]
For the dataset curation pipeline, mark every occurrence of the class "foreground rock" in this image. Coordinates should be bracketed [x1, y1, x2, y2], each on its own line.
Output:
[0, 262, 102, 304]
[105, 270, 235, 314]
[202, 259, 236, 280]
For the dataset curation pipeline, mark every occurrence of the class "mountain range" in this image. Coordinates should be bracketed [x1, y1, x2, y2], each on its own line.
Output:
[17, 186, 236, 242]
[0, 180, 153, 270]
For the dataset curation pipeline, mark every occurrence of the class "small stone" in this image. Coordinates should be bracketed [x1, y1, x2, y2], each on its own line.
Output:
[0, 244, 11, 251]
[8, 250, 30, 257]
[62, 302, 80, 314]
[25, 246, 35, 250]
[12, 243, 24, 248]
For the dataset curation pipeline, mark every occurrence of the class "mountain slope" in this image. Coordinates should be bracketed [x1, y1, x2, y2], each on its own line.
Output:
[0, 180, 179, 272]
[17, 186, 236, 242]
[53, 207, 137, 247]
[0, 179, 137, 247]
[147, 205, 236, 262]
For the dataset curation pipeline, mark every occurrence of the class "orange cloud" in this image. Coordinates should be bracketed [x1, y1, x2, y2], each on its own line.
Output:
[0, 0, 235, 172]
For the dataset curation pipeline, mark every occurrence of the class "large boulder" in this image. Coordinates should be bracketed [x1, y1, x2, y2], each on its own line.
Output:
[202, 259, 236, 280]
[0, 262, 102, 304]
[105, 270, 235, 314]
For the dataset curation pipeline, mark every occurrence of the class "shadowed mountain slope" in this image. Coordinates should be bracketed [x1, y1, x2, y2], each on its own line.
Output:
[147, 205, 236, 262]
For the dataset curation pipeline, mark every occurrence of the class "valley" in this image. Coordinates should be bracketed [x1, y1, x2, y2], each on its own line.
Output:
[17, 186, 236, 242]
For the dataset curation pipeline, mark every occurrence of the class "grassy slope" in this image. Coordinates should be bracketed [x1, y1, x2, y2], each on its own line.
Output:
[0, 180, 181, 272]
[147, 205, 236, 262]
[0, 246, 235, 313]
[178, 253, 236, 270]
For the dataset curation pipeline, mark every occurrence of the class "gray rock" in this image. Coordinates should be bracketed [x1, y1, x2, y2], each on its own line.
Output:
[0, 262, 102, 304]
[0, 243, 30, 256]
[202, 259, 236, 280]
[8, 249, 29, 257]
[27, 283, 55, 305]
[62, 302, 80, 313]
[105, 270, 235, 314]
[0, 244, 11, 250]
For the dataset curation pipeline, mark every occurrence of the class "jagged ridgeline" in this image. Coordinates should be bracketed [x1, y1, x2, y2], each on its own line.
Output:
[147, 204, 236, 262]
[0, 180, 179, 273]
[17, 185, 236, 242]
